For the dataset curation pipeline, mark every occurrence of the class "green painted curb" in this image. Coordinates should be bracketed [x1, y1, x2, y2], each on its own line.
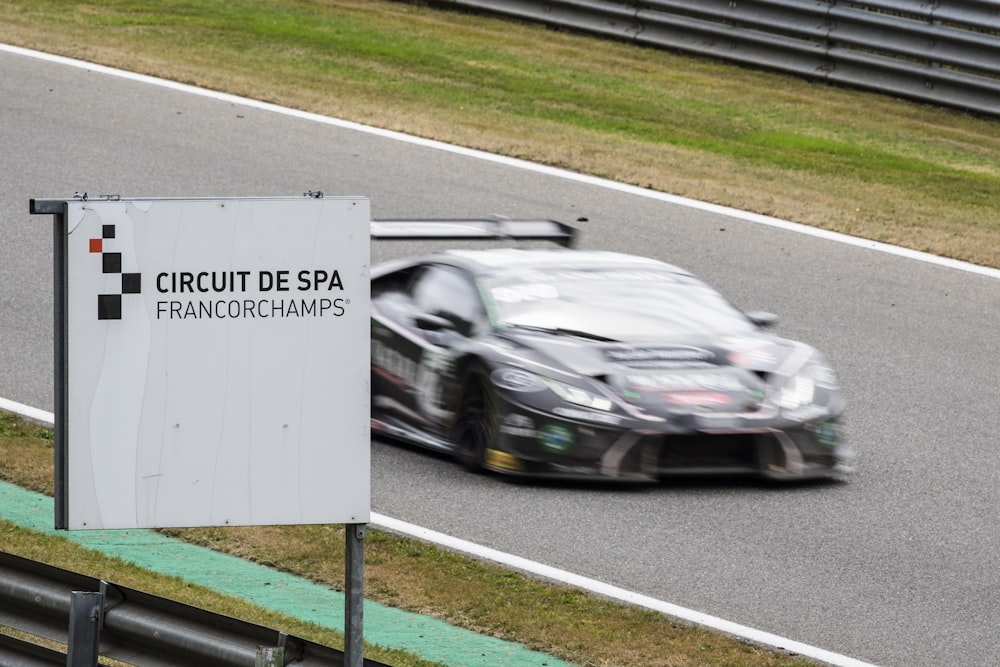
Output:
[0, 480, 572, 667]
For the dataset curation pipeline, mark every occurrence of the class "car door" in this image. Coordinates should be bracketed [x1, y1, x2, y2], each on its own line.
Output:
[406, 263, 489, 430]
[372, 263, 487, 440]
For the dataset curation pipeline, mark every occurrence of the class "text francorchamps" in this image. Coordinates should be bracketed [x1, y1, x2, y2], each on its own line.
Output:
[155, 269, 349, 320]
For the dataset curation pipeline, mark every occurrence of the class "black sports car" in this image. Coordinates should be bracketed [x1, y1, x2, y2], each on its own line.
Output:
[370, 220, 854, 481]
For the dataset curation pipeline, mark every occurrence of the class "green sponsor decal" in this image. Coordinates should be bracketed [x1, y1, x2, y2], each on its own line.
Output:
[538, 423, 574, 453]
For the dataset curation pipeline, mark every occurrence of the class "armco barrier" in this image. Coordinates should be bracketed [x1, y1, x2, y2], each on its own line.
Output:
[0, 552, 389, 667]
[427, 0, 1000, 116]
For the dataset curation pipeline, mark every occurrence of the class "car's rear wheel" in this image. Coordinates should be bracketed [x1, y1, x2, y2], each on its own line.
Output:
[452, 370, 498, 473]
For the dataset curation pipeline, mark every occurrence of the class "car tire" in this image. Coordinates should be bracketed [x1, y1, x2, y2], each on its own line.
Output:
[452, 369, 497, 473]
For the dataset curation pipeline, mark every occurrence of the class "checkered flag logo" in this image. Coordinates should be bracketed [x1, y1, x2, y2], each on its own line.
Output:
[89, 223, 141, 320]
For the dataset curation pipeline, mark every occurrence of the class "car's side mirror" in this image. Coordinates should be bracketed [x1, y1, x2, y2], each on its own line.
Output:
[415, 312, 466, 347]
[745, 310, 779, 328]
[415, 312, 455, 332]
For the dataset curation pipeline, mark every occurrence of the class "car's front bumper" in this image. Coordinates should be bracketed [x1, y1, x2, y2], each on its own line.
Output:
[487, 402, 854, 482]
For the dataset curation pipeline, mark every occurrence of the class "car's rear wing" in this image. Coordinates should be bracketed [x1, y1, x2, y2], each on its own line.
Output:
[370, 218, 577, 248]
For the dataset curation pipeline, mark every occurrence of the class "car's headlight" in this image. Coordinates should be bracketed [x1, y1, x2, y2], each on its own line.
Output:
[778, 369, 815, 410]
[491, 368, 547, 392]
[543, 377, 614, 412]
[490, 367, 615, 412]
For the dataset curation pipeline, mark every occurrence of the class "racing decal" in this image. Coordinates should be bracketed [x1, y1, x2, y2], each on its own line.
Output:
[745, 388, 766, 410]
[604, 346, 714, 369]
[538, 423, 574, 453]
[811, 420, 842, 447]
[486, 448, 524, 471]
[552, 407, 623, 426]
[414, 349, 454, 421]
[491, 368, 546, 392]
[664, 392, 733, 407]
[371, 337, 419, 388]
[372, 336, 454, 420]
[499, 414, 537, 438]
[624, 371, 744, 392]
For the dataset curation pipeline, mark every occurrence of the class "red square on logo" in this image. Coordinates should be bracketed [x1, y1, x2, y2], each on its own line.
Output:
[89, 238, 103, 253]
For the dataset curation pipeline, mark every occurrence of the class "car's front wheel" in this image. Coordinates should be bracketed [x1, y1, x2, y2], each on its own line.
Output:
[452, 370, 498, 473]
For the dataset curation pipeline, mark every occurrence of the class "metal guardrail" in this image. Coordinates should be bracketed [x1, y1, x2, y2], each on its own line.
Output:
[0, 552, 389, 667]
[428, 0, 1000, 116]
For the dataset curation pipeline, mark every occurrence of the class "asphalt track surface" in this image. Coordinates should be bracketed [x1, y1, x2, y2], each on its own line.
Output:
[2, 46, 1000, 667]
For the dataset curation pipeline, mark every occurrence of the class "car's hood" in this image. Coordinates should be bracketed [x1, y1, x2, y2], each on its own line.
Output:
[504, 328, 804, 414]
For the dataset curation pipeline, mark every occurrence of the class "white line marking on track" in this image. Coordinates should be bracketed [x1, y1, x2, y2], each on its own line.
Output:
[3, 41, 900, 665]
[0, 397, 57, 424]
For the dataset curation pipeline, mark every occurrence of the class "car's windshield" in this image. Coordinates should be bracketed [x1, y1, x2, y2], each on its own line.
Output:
[482, 267, 755, 339]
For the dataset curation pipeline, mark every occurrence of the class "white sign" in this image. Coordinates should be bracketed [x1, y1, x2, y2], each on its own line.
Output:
[63, 197, 370, 529]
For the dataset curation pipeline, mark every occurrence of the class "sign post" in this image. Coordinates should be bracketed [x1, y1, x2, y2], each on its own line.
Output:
[32, 194, 371, 663]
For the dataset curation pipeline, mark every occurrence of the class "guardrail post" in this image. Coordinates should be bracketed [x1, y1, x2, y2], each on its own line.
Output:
[66, 590, 103, 667]
[256, 645, 284, 666]
[344, 523, 366, 667]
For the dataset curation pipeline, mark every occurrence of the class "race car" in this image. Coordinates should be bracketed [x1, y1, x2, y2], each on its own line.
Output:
[369, 219, 854, 481]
